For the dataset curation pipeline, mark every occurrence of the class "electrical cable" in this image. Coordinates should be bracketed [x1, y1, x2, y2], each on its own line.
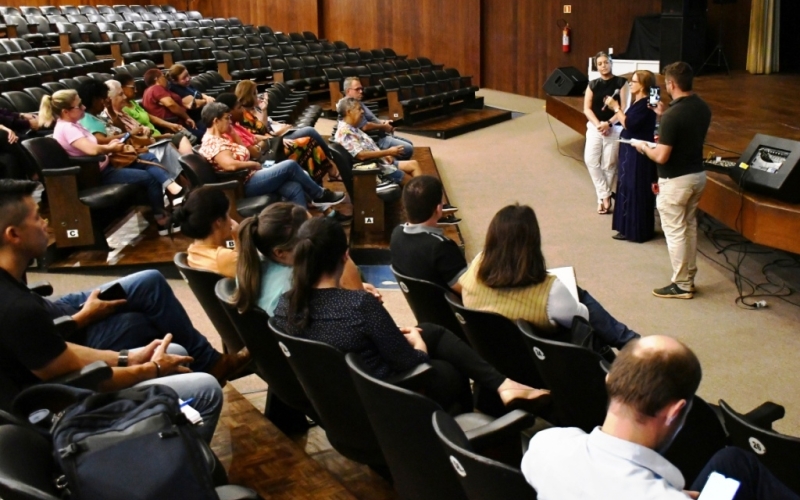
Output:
[546, 112, 585, 164]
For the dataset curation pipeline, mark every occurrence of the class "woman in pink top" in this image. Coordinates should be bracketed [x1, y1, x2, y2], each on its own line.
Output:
[39, 90, 175, 235]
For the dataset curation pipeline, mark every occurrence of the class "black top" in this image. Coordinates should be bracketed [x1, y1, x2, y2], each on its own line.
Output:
[389, 224, 467, 290]
[589, 76, 627, 123]
[272, 288, 429, 379]
[657, 93, 712, 179]
[0, 269, 69, 388]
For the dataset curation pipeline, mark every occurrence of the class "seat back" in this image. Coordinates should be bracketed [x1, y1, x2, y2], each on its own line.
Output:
[0, 425, 61, 500]
[432, 411, 538, 500]
[719, 399, 800, 494]
[517, 319, 607, 432]
[2, 90, 39, 113]
[391, 265, 466, 340]
[347, 353, 468, 500]
[446, 293, 545, 389]
[663, 396, 728, 486]
[173, 253, 245, 353]
[268, 319, 385, 466]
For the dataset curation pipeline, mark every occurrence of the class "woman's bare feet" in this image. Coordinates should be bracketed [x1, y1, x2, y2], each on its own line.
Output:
[497, 379, 551, 413]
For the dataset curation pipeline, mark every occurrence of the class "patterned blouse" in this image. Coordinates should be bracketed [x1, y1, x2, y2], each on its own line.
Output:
[240, 108, 268, 136]
[333, 121, 398, 177]
[198, 133, 255, 182]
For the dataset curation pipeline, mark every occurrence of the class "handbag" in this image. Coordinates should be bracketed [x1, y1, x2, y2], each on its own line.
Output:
[260, 135, 287, 162]
[109, 136, 152, 169]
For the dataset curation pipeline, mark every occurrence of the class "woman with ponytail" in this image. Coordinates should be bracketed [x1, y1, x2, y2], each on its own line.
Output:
[234, 203, 379, 316]
[272, 217, 552, 413]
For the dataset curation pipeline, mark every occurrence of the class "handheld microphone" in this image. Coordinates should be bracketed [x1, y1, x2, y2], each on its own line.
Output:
[602, 89, 620, 111]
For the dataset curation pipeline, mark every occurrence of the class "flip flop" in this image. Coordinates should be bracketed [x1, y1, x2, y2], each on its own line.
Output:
[598, 203, 608, 215]
[328, 174, 343, 182]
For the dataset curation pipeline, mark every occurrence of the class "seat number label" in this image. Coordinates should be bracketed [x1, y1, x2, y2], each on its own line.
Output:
[67, 229, 79, 238]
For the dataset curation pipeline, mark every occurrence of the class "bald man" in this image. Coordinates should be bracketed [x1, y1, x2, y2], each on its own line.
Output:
[521, 336, 797, 500]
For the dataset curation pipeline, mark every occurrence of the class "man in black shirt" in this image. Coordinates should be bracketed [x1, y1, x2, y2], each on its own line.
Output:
[635, 62, 711, 299]
[0, 180, 223, 441]
[390, 176, 466, 293]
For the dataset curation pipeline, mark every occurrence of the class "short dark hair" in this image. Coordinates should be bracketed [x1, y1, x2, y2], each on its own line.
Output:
[0, 180, 39, 247]
[143, 68, 164, 87]
[215, 93, 238, 110]
[403, 175, 442, 223]
[478, 204, 547, 288]
[606, 338, 702, 418]
[117, 73, 135, 87]
[169, 187, 230, 239]
[77, 79, 109, 111]
[663, 61, 694, 91]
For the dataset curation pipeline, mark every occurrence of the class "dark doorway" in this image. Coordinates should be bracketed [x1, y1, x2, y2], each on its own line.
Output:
[780, 0, 800, 72]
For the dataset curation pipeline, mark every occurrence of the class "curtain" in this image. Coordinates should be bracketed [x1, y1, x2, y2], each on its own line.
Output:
[747, 0, 781, 74]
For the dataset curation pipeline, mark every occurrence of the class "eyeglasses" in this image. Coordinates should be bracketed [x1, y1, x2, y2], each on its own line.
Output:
[351, 87, 364, 92]
[68, 103, 85, 110]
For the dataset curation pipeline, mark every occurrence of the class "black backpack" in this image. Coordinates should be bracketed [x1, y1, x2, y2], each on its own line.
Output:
[49, 384, 219, 500]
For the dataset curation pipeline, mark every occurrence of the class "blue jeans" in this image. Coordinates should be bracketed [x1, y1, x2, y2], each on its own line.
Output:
[690, 447, 799, 500]
[377, 134, 414, 160]
[53, 270, 221, 373]
[244, 159, 324, 206]
[135, 373, 223, 443]
[101, 154, 170, 216]
[284, 127, 333, 158]
[579, 288, 639, 349]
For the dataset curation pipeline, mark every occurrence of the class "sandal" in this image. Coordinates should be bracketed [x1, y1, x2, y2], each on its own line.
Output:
[327, 174, 343, 182]
[597, 203, 608, 215]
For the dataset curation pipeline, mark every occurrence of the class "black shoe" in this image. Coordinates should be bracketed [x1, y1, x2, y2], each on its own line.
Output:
[442, 203, 458, 214]
[157, 221, 181, 236]
[166, 186, 187, 208]
[437, 215, 461, 225]
[311, 189, 346, 209]
[327, 210, 353, 226]
[612, 232, 627, 240]
[652, 283, 693, 299]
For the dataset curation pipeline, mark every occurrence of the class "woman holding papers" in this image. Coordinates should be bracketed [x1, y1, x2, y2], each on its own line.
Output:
[604, 70, 658, 242]
[459, 204, 639, 349]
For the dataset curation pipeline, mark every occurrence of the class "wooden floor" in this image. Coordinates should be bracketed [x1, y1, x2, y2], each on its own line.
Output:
[397, 106, 512, 140]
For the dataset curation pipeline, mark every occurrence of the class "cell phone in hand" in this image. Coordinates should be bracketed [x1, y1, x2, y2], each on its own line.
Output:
[697, 472, 740, 500]
[97, 283, 127, 302]
[649, 86, 661, 107]
[120, 132, 131, 143]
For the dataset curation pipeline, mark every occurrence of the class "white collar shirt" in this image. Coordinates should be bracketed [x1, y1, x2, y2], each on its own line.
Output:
[521, 427, 691, 500]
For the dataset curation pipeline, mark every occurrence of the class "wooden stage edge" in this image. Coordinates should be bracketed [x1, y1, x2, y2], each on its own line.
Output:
[397, 107, 512, 140]
[546, 72, 800, 255]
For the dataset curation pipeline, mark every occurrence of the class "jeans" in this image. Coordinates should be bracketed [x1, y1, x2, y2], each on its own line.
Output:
[585, 122, 621, 203]
[244, 159, 324, 206]
[101, 155, 170, 216]
[579, 288, 640, 349]
[377, 134, 414, 160]
[657, 171, 707, 290]
[135, 373, 223, 443]
[690, 447, 799, 500]
[284, 127, 333, 158]
[53, 270, 221, 373]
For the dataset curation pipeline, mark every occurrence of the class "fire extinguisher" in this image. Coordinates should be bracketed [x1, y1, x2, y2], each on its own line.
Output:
[562, 22, 571, 53]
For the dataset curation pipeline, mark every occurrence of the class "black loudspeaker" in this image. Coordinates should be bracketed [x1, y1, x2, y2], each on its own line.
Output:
[543, 67, 588, 97]
[660, 15, 707, 69]
[662, 0, 708, 16]
[728, 134, 800, 203]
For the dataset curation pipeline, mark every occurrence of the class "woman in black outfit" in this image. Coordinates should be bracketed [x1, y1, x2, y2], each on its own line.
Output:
[0, 109, 41, 180]
[272, 217, 551, 413]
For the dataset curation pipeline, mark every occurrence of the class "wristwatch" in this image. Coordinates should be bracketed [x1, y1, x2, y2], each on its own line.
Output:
[118, 349, 129, 367]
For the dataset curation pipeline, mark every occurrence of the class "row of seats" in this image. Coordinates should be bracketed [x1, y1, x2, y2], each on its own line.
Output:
[0, 50, 111, 92]
[1, 4, 180, 17]
[380, 69, 481, 125]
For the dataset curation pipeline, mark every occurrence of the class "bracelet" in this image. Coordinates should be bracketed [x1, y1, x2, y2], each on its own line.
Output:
[152, 361, 161, 378]
[118, 349, 129, 368]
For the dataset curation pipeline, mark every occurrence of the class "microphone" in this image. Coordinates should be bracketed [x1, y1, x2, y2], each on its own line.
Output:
[602, 89, 620, 111]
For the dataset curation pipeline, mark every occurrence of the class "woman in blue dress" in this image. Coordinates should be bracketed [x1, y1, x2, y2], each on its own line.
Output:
[605, 70, 657, 242]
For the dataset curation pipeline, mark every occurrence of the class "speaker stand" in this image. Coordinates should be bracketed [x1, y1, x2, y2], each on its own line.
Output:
[698, 1, 732, 75]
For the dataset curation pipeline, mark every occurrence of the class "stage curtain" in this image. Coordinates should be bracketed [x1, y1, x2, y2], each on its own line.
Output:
[747, 0, 780, 74]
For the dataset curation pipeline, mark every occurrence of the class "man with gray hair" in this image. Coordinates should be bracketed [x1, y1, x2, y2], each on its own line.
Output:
[340, 76, 414, 160]
[333, 97, 421, 184]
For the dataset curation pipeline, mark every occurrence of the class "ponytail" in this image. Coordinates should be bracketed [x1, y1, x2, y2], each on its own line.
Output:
[38, 89, 78, 128]
[287, 237, 315, 329]
[233, 216, 263, 313]
[38, 95, 54, 128]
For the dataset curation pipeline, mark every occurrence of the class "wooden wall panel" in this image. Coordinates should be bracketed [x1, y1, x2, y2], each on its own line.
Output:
[154, 0, 319, 34]
[482, 0, 661, 99]
[320, 0, 481, 85]
[4, 0, 149, 6]
[706, 0, 752, 71]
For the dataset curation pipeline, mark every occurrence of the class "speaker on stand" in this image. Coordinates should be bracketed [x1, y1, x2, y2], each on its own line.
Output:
[698, 0, 737, 75]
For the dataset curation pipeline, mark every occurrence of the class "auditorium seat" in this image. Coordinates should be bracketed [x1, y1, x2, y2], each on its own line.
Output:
[0, 61, 37, 91]
[2, 91, 39, 113]
[40, 6, 61, 16]
[24, 15, 62, 47]
[8, 59, 47, 85]
[25, 56, 63, 80]
[4, 15, 46, 48]
[23, 87, 51, 107]
[41, 81, 67, 94]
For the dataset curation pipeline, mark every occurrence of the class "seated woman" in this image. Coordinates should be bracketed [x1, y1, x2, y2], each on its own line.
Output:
[167, 64, 215, 124]
[0, 110, 40, 179]
[215, 92, 340, 185]
[459, 204, 639, 349]
[112, 74, 196, 154]
[39, 90, 176, 235]
[198, 102, 345, 208]
[235, 81, 341, 182]
[234, 202, 379, 316]
[141, 68, 206, 139]
[272, 216, 551, 413]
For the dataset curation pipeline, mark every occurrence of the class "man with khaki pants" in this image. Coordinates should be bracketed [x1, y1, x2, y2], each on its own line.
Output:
[634, 62, 711, 299]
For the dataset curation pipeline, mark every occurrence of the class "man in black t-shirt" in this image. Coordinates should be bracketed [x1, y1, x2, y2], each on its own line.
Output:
[634, 62, 711, 299]
[390, 176, 466, 292]
[0, 180, 222, 441]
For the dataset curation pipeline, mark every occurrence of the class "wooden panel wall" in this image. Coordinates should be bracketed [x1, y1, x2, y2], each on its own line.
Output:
[320, 0, 482, 86]
[175, 0, 319, 34]
[482, 0, 662, 99]
[4, 0, 149, 6]
[706, 0, 752, 72]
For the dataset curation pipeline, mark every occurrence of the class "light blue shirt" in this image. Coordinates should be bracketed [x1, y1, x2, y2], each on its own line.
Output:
[257, 259, 293, 316]
[522, 427, 688, 500]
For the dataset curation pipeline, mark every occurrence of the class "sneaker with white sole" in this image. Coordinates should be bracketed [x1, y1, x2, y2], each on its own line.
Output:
[442, 203, 458, 214]
[437, 215, 461, 225]
[652, 283, 693, 299]
[311, 189, 346, 209]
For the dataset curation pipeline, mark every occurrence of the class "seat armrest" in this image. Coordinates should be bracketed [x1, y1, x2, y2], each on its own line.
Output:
[70, 155, 106, 165]
[744, 402, 785, 430]
[28, 281, 54, 296]
[216, 170, 249, 183]
[204, 180, 241, 191]
[52, 360, 112, 389]
[465, 409, 536, 451]
[53, 316, 78, 339]
[42, 166, 82, 177]
[385, 362, 433, 390]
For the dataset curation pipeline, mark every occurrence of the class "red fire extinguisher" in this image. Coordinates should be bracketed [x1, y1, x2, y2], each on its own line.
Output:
[562, 22, 571, 53]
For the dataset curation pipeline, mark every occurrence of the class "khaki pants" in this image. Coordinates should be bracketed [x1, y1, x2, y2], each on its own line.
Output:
[656, 172, 706, 290]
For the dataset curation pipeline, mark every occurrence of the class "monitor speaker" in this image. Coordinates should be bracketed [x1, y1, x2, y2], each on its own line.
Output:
[728, 134, 800, 203]
[662, 0, 709, 16]
[543, 67, 588, 96]
[660, 15, 707, 69]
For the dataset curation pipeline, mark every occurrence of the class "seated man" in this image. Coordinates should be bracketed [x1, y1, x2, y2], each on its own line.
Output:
[340, 76, 414, 161]
[0, 180, 222, 442]
[333, 97, 422, 185]
[0, 180, 249, 384]
[522, 335, 798, 500]
[390, 175, 464, 293]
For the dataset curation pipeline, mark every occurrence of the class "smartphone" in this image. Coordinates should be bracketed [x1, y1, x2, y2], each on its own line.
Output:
[97, 283, 127, 302]
[120, 132, 131, 143]
[697, 472, 740, 500]
[649, 86, 661, 107]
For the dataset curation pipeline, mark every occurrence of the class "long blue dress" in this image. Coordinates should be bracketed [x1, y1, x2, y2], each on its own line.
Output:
[612, 98, 657, 242]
